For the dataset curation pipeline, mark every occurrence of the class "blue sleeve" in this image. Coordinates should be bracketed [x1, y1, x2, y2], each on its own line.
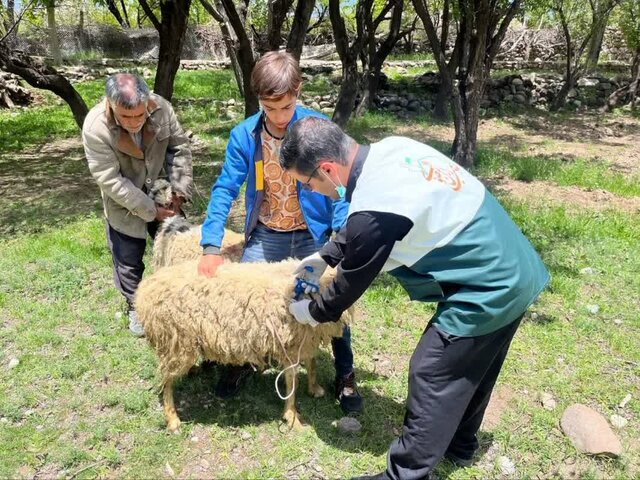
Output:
[331, 198, 349, 232]
[200, 128, 250, 248]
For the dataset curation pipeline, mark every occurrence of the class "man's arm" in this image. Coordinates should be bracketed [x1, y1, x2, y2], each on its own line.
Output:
[200, 129, 251, 252]
[83, 127, 157, 222]
[310, 211, 413, 322]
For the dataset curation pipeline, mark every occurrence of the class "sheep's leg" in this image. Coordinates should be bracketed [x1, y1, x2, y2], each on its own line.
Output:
[305, 357, 325, 398]
[163, 378, 181, 433]
[282, 366, 304, 430]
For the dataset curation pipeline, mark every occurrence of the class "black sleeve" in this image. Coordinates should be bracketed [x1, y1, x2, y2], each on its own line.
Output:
[318, 227, 348, 268]
[309, 210, 413, 323]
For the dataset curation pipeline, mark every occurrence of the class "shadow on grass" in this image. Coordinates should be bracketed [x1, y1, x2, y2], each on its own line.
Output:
[168, 350, 404, 455]
[0, 140, 102, 237]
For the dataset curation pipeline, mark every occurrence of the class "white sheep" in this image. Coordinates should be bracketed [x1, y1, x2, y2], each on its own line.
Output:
[153, 216, 244, 269]
[134, 259, 351, 432]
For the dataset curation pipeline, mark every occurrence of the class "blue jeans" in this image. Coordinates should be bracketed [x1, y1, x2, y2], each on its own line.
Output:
[242, 223, 354, 378]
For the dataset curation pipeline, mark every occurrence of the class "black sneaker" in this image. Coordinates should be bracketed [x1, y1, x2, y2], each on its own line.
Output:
[335, 371, 364, 414]
[443, 450, 474, 467]
[350, 473, 388, 480]
[214, 364, 254, 399]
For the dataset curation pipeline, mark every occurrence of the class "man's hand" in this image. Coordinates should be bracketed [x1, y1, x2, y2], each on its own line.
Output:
[170, 193, 185, 212]
[198, 254, 224, 278]
[293, 252, 328, 295]
[288, 299, 319, 327]
[155, 205, 176, 221]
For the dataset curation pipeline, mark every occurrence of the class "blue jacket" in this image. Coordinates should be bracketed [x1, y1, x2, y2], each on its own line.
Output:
[201, 106, 349, 249]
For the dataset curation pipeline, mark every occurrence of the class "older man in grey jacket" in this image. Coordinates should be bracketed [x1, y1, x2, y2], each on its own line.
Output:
[82, 73, 193, 336]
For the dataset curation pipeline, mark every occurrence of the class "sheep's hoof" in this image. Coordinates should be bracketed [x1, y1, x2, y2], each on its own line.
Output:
[308, 384, 325, 398]
[283, 410, 306, 431]
[167, 418, 182, 433]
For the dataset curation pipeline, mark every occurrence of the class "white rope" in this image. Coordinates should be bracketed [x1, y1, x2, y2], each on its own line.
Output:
[273, 329, 308, 400]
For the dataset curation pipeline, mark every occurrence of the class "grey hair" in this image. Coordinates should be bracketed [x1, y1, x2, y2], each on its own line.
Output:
[105, 73, 150, 108]
[279, 117, 353, 176]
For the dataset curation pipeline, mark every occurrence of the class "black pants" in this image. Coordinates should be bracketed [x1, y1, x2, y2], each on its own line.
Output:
[385, 315, 523, 480]
[106, 222, 158, 308]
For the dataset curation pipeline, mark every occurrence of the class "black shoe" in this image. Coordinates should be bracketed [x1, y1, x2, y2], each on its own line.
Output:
[350, 473, 387, 480]
[443, 450, 474, 467]
[214, 364, 254, 399]
[335, 371, 364, 414]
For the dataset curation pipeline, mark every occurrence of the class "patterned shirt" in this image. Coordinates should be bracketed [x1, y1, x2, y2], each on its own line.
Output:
[258, 127, 307, 231]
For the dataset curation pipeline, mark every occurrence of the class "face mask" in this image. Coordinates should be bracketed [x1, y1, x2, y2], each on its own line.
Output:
[322, 170, 346, 199]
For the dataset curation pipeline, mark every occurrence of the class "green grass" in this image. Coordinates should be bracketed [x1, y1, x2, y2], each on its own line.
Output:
[0, 67, 638, 479]
[477, 149, 640, 196]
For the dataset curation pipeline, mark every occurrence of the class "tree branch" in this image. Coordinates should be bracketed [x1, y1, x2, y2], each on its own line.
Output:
[137, 0, 160, 30]
[0, 0, 34, 44]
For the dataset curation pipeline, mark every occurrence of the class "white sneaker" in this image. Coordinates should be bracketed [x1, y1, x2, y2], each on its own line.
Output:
[128, 309, 145, 337]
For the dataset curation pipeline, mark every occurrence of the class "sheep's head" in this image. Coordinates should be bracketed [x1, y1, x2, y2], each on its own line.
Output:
[148, 179, 173, 207]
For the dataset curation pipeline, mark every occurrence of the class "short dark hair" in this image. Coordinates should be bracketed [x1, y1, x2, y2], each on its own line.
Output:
[251, 51, 302, 99]
[280, 117, 352, 175]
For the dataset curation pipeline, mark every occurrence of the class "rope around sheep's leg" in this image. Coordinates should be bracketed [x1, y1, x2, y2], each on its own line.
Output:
[274, 330, 308, 400]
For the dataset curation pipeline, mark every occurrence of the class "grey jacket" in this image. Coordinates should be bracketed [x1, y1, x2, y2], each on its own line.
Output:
[82, 94, 193, 239]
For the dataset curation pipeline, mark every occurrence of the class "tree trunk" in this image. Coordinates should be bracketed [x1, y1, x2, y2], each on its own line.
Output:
[106, 0, 128, 28]
[602, 48, 640, 111]
[286, 0, 314, 60]
[0, 44, 88, 127]
[199, 0, 245, 97]
[412, 0, 521, 167]
[265, 0, 294, 51]
[551, 74, 576, 110]
[219, 0, 258, 117]
[433, 81, 450, 119]
[356, 0, 403, 115]
[585, 9, 610, 72]
[328, 0, 365, 127]
[144, 0, 192, 102]
[5, 0, 15, 34]
[333, 61, 359, 127]
[46, 3, 62, 64]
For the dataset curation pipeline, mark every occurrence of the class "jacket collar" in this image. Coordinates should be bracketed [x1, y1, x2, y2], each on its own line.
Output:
[105, 97, 161, 160]
[248, 104, 305, 137]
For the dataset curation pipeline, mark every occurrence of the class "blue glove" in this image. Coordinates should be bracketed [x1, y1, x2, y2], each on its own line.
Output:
[293, 252, 327, 295]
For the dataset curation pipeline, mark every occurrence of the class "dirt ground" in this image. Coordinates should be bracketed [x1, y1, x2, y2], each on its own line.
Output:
[394, 110, 640, 213]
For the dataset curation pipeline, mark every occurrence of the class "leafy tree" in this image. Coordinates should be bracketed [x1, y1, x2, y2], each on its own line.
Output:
[604, 0, 640, 109]
[548, 0, 620, 109]
[0, 2, 88, 127]
[330, 0, 406, 127]
[412, 0, 522, 167]
[138, 0, 192, 101]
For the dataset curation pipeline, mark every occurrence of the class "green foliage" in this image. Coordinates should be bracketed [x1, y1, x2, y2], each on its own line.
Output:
[619, 0, 640, 50]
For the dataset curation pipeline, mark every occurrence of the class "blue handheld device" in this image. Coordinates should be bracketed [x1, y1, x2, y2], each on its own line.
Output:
[294, 266, 319, 300]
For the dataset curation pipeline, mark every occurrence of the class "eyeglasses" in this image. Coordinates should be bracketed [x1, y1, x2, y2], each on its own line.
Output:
[300, 165, 321, 191]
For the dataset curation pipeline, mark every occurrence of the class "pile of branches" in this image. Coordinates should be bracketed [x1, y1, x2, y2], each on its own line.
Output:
[0, 71, 33, 108]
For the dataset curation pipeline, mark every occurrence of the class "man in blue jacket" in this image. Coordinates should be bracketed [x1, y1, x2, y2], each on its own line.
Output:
[198, 51, 363, 414]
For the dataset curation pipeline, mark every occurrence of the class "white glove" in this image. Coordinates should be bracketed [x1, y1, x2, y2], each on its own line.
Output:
[288, 299, 319, 327]
[293, 252, 327, 295]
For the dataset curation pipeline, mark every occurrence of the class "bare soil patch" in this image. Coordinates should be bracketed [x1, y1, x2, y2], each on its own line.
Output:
[493, 179, 640, 213]
[481, 385, 517, 432]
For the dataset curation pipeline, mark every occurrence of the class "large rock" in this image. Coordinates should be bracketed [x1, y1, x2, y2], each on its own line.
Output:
[560, 404, 622, 457]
